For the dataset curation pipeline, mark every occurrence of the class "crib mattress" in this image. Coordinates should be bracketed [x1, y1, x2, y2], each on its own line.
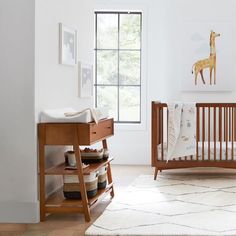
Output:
[40, 107, 108, 123]
[157, 142, 236, 161]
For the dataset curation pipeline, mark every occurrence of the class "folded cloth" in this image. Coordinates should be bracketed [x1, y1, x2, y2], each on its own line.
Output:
[40, 107, 108, 123]
[64, 108, 102, 124]
[167, 102, 196, 160]
[167, 102, 183, 160]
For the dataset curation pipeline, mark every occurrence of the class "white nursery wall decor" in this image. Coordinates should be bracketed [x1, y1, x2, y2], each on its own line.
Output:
[78, 62, 93, 98]
[181, 23, 233, 91]
[59, 23, 77, 66]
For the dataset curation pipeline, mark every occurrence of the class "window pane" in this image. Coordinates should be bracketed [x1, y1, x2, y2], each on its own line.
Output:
[97, 86, 118, 121]
[97, 50, 118, 85]
[119, 86, 140, 122]
[120, 14, 141, 49]
[95, 12, 142, 123]
[97, 14, 118, 49]
[119, 51, 140, 85]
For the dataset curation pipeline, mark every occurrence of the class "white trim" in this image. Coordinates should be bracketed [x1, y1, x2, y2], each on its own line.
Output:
[0, 201, 39, 223]
[94, 4, 148, 131]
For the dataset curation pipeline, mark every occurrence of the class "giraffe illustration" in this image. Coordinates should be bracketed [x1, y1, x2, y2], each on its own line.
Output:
[192, 31, 220, 85]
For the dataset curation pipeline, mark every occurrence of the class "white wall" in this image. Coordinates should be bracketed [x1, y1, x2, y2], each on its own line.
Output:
[0, 0, 95, 223]
[35, 0, 95, 197]
[158, 0, 236, 103]
[35, 0, 95, 115]
[0, 0, 38, 222]
[95, 0, 236, 165]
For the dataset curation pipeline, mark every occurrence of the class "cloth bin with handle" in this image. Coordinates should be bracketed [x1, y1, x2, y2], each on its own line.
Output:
[63, 171, 98, 199]
[98, 165, 107, 189]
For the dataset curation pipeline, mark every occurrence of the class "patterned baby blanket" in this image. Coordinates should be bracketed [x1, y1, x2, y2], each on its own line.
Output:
[167, 102, 196, 161]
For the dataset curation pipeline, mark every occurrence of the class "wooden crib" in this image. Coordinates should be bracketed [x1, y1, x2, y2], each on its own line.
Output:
[151, 101, 236, 179]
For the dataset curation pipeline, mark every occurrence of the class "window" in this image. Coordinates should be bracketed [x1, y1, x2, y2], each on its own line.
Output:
[95, 12, 142, 123]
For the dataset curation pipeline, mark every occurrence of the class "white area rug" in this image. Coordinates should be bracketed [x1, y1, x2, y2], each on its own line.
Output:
[86, 172, 236, 236]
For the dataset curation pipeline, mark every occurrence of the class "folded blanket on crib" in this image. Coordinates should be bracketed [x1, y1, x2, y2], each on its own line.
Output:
[167, 102, 196, 160]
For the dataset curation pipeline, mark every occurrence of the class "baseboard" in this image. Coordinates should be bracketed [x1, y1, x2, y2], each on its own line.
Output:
[0, 201, 39, 223]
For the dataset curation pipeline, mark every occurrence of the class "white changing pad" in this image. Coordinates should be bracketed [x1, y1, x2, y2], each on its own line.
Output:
[40, 107, 108, 123]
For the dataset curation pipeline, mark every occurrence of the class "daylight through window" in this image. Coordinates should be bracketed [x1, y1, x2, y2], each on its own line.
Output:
[95, 12, 142, 123]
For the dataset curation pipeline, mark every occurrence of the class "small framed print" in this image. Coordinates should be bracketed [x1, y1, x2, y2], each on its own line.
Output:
[78, 62, 93, 98]
[59, 23, 77, 66]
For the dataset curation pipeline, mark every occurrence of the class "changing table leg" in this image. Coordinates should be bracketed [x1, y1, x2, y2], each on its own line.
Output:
[103, 139, 114, 198]
[73, 129, 91, 222]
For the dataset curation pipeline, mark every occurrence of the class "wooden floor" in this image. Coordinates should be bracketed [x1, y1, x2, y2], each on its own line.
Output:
[0, 165, 152, 236]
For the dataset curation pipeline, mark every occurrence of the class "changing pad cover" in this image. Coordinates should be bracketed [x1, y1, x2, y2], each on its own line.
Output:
[40, 107, 108, 123]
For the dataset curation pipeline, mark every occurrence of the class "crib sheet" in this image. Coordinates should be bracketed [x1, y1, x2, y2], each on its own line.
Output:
[157, 142, 236, 161]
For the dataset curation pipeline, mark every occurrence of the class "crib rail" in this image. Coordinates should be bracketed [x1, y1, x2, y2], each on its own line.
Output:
[151, 101, 236, 167]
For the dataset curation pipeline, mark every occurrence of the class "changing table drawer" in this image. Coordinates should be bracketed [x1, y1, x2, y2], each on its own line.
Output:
[89, 119, 113, 143]
[39, 118, 114, 145]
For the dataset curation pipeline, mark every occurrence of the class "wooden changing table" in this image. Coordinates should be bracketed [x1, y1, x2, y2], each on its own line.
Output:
[38, 118, 114, 222]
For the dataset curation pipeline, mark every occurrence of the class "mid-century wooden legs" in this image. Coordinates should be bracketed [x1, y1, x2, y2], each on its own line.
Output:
[103, 139, 114, 198]
[107, 162, 114, 198]
[73, 133, 91, 222]
[154, 167, 158, 180]
[154, 167, 163, 180]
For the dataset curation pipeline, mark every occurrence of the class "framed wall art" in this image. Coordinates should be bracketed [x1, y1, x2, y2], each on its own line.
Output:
[78, 62, 93, 98]
[59, 23, 77, 66]
[181, 22, 233, 91]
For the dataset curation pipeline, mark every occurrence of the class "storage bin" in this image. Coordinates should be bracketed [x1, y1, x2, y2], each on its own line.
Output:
[80, 148, 104, 163]
[63, 171, 98, 199]
[98, 165, 107, 189]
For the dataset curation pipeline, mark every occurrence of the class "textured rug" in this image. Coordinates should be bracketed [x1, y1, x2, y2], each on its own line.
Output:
[85, 171, 236, 236]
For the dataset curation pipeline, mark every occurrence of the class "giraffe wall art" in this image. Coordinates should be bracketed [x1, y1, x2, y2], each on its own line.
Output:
[192, 31, 220, 85]
[182, 23, 233, 91]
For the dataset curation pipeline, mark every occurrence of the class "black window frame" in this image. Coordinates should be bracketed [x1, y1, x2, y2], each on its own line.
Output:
[94, 11, 142, 124]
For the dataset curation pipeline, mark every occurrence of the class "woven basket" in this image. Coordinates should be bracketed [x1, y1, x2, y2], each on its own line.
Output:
[63, 171, 98, 199]
[98, 165, 107, 189]
[80, 149, 104, 163]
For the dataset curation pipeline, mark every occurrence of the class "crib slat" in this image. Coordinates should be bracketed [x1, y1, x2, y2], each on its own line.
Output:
[161, 108, 164, 161]
[208, 107, 210, 160]
[223, 107, 226, 141]
[232, 107, 235, 160]
[196, 107, 199, 161]
[229, 108, 232, 160]
[219, 107, 222, 160]
[214, 107, 216, 161]
[226, 107, 228, 160]
[232, 107, 234, 160]
[167, 109, 169, 150]
[202, 107, 205, 160]
[155, 105, 159, 161]
[229, 108, 232, 141]
[235, 108, 236, 141]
